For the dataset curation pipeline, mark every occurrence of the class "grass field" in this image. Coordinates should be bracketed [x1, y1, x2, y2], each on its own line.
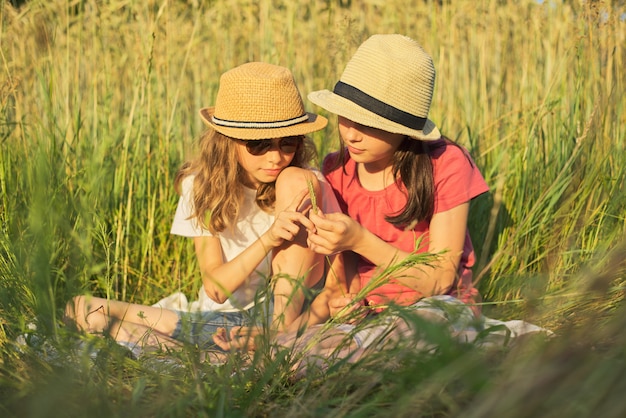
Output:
[1, 0, 625, 416]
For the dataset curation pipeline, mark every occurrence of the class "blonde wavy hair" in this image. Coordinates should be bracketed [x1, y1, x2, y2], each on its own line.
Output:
[174, 129, 318, 234]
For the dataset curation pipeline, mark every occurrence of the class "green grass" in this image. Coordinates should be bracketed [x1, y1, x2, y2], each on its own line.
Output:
[1, 0, 625, 416]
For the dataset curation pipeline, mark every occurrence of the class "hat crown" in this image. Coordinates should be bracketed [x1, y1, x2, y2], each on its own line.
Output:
[340, 34, 435, 119]
[213, 62, 306, 123]
[307, 34, 441, 141]
[201, 62, 327, 140]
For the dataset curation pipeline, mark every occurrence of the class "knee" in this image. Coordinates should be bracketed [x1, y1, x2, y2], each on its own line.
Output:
[276, 167, 318, 192]
[276, 167, 320, 207]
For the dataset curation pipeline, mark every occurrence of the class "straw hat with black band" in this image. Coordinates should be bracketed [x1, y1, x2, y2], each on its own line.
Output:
[200, 62, 327, 140]
[308, 34, 442, 142]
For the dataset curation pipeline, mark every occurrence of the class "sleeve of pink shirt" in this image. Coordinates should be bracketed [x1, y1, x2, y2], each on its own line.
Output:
[432, 143, 489, 214]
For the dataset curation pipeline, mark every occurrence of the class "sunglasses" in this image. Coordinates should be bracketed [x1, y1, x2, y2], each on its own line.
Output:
[239, 136, 303, 156]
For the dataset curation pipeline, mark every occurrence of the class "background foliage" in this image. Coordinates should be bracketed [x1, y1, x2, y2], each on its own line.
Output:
[1, 0, 625, 417]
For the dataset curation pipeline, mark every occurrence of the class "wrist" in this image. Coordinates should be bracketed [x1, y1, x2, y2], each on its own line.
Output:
[258, 233, 276, 254]
[350, 224, 368, 254]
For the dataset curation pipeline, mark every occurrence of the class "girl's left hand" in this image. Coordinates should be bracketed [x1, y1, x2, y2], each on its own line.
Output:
[213, 326, 260, 351]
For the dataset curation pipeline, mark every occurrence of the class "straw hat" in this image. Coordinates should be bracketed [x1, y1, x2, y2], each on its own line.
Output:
[308, 34, 441, 141]
[200, 62, 327, 140]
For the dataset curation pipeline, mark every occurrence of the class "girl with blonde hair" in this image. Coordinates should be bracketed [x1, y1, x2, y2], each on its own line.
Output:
[65, 62, 341, 350]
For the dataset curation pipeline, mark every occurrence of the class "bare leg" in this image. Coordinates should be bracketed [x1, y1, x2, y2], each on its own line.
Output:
[64, 295, 180, 342]
[109, 321, 183, 349]
[272, 167, 326, 329]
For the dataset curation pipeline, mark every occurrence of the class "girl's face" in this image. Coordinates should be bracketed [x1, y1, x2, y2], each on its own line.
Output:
[338, 116, 405, 170]
[235, 137, 300, 188]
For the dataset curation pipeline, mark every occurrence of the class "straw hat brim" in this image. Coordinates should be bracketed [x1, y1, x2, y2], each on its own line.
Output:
[200, 107, 327, 140]
[308, 89, 441, 141]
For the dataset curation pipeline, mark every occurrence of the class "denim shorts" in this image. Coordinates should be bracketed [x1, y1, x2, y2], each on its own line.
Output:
[171, 302, 273, 349]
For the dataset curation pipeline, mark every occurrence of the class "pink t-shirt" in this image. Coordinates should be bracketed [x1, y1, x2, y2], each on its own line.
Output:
[323, 139, 489, 311]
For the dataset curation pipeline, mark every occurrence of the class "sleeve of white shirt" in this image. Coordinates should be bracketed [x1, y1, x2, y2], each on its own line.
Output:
[170, 175, 213, 237]
[171, 171, 339, 237]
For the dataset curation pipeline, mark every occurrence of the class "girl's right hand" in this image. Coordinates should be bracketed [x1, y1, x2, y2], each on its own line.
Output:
[264, 188, 315, 248]
[306, 211, 364, 255]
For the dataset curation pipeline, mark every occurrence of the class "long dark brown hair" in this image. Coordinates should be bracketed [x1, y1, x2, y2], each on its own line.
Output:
[175, 129, 317, 234]
[386, 137, 439, 226]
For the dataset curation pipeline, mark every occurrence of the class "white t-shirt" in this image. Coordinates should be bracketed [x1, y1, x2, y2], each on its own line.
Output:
[170, 171, 340, 312]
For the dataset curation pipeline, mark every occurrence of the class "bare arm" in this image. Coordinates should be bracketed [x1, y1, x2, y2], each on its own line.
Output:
[197, 189, 314, 304]
[194, 233, 274, 304]
[307, 203, 470, 297]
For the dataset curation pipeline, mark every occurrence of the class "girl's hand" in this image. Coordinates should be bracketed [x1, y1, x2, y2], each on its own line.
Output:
[264, 189, 314, 248]
[307, 211, 364, 255]
[329, 294, 367, 324]
[213, 326, 260, 351]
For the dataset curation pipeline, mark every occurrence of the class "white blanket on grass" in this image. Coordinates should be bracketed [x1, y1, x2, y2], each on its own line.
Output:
[268, 295, 553, 376]
[151, 293, 551, 373]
